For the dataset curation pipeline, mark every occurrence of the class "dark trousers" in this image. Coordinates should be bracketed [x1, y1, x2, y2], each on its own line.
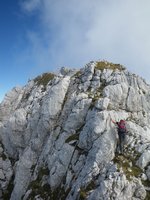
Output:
[118, 132, 125, 153]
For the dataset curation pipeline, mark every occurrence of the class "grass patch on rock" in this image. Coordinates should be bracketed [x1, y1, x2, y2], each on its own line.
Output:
[65, 133, 79, 143]
[34, 72, 55, 90]
[88, 83, 106, 110]
[2, 175, 15, 200]
[113, 154, 143, 181]
[142, 179, 150, 200]
[145, 192, 150, 200]
[72, 70, 82, 78]
[79, 180, 96, 200]
[27, 167, 71, 200]
[27, 166, 50, 199]
[95, 61, 126, 71]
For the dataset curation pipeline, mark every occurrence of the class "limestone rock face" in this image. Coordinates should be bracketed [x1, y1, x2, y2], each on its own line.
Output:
[0, 61, 150, 200]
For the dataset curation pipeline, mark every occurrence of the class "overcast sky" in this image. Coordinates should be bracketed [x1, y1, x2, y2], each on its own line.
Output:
[0, 0, 150, 102]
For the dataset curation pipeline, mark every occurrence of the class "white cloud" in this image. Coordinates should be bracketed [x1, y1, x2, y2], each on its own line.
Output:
[20, 0, 150, 81]
[20, 0, 41, 13]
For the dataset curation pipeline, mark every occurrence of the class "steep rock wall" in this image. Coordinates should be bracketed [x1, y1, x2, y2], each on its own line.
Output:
[0, 61, 150, 200]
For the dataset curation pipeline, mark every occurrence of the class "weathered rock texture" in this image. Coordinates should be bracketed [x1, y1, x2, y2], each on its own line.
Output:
[0, 61, 150, 200]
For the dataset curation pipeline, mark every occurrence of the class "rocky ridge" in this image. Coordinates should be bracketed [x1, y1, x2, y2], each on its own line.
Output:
[0, 61, 150, 200]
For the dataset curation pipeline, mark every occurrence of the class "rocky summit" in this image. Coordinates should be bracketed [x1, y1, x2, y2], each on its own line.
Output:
[0, 61, 150, 200]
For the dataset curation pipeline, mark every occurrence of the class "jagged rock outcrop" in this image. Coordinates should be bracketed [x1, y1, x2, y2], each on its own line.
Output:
[0, 61, 150, 200]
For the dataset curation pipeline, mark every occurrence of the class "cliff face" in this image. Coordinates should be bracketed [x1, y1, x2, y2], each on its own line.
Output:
[0, 61, 150, 200]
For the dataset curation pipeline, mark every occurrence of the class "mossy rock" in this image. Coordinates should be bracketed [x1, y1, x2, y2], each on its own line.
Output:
[133, 178, 150, 200]
[145, 191, 150, 200]
[79, 189, 87, 200]
[73, 70, 82, 78]
[114, 154, 142, 181]
[142, 179, 150, 187]
[1, 152, 7, 160]
[27, 167, 50, 199]
[2, 175, 15, 200]
[34, 72, 55, 89]
[95, 61, 126, 71]
[79, 180, 96, 200]
[142, 180, 150, 200]
[65, 133, 79, 143]
[21, 91, 31, 101]
[27, 167, 71, 200]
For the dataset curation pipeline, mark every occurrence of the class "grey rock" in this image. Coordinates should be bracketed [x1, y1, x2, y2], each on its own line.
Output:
[146, 166, 150, 180]
[136, 150, 150, 169]
[95, 97, 110, 110]
[10, 147, 37, 200]
[0, 61, 150, 199]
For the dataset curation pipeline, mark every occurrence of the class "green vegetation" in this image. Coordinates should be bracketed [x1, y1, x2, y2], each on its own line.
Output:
[79, 189, 87, 200]
[22, 91, 31, 101]
[113, 149, 150, 199]
[0, 142, 7, 161]
[34, 72, 55, 90]
[2, 175, 14, 200]
[65, 133, 79, 143]
[86, 180, 96, 191]
[88, 81, 106, 110]
[1, 153, 7, 160]
[142, 179, 150, 187]
[88, 93, 100, 110]
[27, 167, 50, 199]
[51, 186, 71, 200]
[114, 154, 150, 200]
[142, 179, 150, 200]
[95, 61, 126, 71]
[27, 167, 71, 200]
[107, 103, 113, 110]
[113, 154, 143, 181]
[96, 80, 107, 98]
[79, 180, 96, 200]
[73, 70, 82, 78]
[145, 192, 150, 200]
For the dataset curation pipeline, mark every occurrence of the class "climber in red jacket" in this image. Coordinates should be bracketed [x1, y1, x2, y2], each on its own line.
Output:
[111, 119, 127, 154]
